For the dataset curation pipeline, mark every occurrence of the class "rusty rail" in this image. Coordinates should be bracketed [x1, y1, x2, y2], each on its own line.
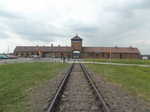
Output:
[47, 63, 110, 112]
[80, 64, 110, 112]
[47, 63, 74, 112]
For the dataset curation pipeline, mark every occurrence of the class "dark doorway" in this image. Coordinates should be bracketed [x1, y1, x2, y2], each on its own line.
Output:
[72, 51, 80, 59]
[120, 54, 122, 59]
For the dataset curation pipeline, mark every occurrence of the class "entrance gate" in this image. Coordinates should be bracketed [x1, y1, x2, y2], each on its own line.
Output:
[72, 51, 80, 59]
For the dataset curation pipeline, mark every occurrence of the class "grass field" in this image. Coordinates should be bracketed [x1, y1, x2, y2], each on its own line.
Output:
[0, 62, 68, 112]
[87, 64, 150, 102]
[85, 59, 150, 65]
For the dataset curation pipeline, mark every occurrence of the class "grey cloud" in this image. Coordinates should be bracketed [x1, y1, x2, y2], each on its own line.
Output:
[65, 0, 150, 50]
[0, 10, 20, 19]
[107, 0, 150, 18]
[11, 21, 60, 41]
[72, 25, 99, 33]
[0, 9, 66, 42]
[98, 0, 150, 40]
[0, 30, 9, 39]
[0, 0, 150, 54]
[129, 0, 150, 9]
[1, 15, 65, 41]
[0, 22, 10, 39]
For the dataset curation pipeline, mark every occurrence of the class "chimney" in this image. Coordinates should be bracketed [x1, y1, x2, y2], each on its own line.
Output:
[115, 46, 118, 48]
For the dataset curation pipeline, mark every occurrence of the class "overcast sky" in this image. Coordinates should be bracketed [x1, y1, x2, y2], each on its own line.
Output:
[0, 0, 150, 54]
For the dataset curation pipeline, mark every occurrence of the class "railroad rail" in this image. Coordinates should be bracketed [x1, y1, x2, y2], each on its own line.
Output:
[47, 63, 74, 112]
[80, 64, 110, 112]
[47, 63, 110, 112]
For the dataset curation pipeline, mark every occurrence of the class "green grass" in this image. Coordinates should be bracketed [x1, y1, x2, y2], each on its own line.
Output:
[87, 64, 150, 102]
[0, 62, 69, 112]
[84, 58, 150, 65]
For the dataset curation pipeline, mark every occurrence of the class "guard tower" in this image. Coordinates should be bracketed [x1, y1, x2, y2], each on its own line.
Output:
[71, 35, 82, 59]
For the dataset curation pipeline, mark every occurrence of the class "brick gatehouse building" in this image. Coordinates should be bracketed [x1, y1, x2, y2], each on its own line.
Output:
[14, 35, 141, 59]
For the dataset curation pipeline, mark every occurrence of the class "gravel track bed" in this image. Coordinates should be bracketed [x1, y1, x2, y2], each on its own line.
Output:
[58, 64, 101, 112]
[87, 65, 150, 112]
[26, 67, 69, 112]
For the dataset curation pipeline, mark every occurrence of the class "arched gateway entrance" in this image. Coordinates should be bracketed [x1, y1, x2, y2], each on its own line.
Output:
[72, 51, 80, 59]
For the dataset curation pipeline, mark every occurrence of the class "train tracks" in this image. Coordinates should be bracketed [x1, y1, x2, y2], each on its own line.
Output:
[47, 63, 110, 112]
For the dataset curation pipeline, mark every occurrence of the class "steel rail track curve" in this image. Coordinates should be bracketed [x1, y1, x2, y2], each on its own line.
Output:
[47, 63, 111, 112]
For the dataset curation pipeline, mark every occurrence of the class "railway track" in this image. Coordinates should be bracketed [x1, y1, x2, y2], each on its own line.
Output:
[47, 63, 110, 112]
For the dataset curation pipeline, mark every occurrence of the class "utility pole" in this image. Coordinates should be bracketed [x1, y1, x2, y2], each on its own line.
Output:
[109, 47, 112, 61]
[7, 45, 9, 54]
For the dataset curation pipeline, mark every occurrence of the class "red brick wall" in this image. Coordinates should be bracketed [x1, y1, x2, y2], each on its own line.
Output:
[15, 51, 140, 59]
[81, 52, 140, 59]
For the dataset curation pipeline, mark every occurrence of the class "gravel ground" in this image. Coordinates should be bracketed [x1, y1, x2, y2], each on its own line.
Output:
[25, 67, 69, 112]
[87, 65, 150, 112]
[57, 64, 101, 112]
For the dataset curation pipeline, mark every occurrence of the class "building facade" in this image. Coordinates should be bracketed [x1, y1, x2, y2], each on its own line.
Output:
[14, 35, 141, 59]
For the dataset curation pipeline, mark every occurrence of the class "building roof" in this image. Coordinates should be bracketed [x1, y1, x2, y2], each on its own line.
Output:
[71, 35, 82, 41]
[14, 46, 140, 54]
[83, 47, 140, 54]
[14, 46, 72, 52]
